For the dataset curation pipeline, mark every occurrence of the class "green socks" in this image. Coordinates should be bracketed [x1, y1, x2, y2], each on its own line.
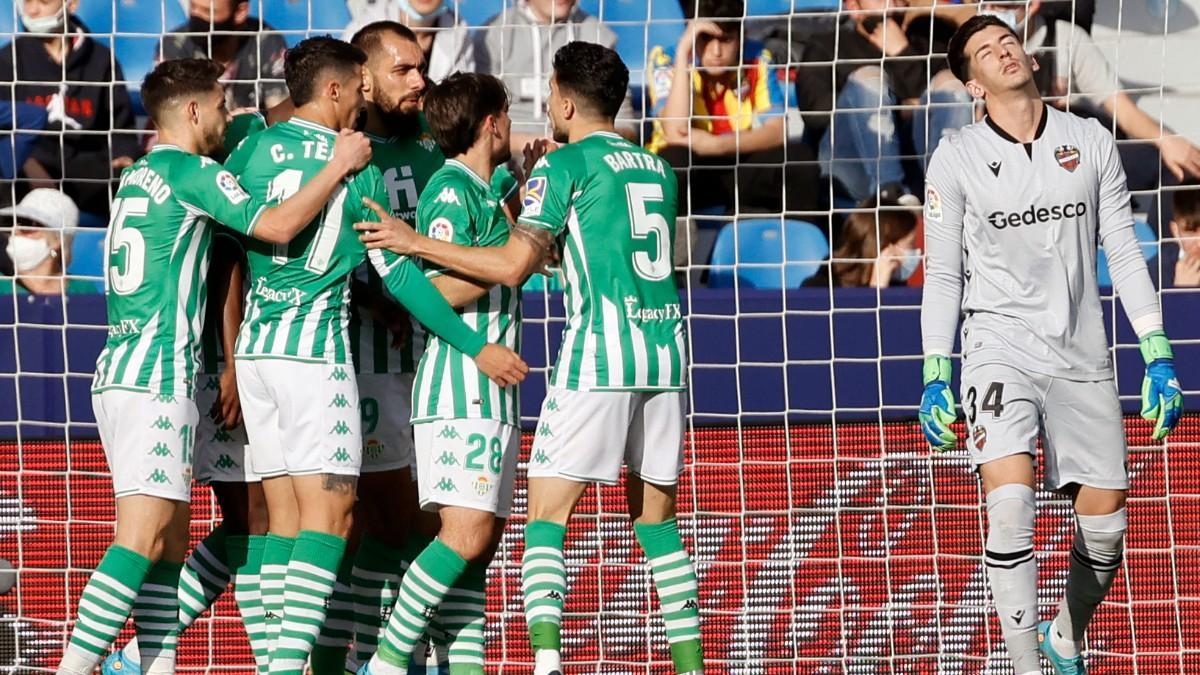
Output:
[522, 520, 567, 653]
[372, 538, 467, 672]
[231, 534, 270, 672]
[442, 561, 488, 675]
[132, 560, 184, 674]
[260, 533, 296, 655]
[269, 530, 347, 674]
[635, 519, 705, 674]
[310, 555, 357, 674]
[58, 544, 151, 674]
[178, 525, 231, 630]
[349, 535, 410, 664]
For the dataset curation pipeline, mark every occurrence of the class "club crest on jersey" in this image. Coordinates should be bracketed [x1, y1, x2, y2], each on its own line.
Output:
[428, 217, 455, 242]
[523, 176, 547, 217]
[417, 133, 437, 153]
[1054, 145, 1081, 172]
[216, 171, 250, 204]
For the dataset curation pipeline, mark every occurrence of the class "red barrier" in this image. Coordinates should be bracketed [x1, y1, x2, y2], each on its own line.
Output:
[2, 416, 1198, 673]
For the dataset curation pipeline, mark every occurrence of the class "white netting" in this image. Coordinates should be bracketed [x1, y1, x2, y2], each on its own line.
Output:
[1, 0, 1198, 672]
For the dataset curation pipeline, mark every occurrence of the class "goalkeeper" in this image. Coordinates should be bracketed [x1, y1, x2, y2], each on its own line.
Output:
[919, 15, 1184, 675]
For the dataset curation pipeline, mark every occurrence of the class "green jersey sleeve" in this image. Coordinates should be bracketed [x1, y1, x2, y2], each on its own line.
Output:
[369, 250, 487, 358]
[517, 155, 572, 236]
[173, 154, 269, 237]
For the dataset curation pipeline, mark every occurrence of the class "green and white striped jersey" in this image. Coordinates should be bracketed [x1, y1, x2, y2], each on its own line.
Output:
[351, 119, 444, 374]
[225, 116, 391, 365]
[518, 131, 686, 391]
[92, 145, 266, 397]
[412, 160, 521, 425]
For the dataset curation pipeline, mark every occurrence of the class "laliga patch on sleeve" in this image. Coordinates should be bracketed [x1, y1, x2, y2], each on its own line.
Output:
[428, 217, 455, 242]
[924, 185, 942, 221]
[523, 176, 547, 217]
[217, 171, 250, 205]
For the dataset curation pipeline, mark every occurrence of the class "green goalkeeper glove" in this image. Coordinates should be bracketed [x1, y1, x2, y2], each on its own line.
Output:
[919, 355, 958, 452]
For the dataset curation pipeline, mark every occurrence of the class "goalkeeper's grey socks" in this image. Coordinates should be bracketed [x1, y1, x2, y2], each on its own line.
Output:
[1051, 507, 1128, 658]
[984, 483, 1040, 673]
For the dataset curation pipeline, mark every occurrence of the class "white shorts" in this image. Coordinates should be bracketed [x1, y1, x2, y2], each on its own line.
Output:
[528, 387, 687, 486]
[236, 359, 363, 478]
[92, 390, 200, 502]
[414, 419, 520, 518]
[193, 372, 258, 484]
[961, 362, 1128, 491]
[357, 372, 416, 474]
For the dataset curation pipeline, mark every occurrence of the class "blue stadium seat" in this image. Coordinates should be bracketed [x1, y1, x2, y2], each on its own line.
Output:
[709, 218, 828, 288]
[579, 0, 685, 75]
[67, 228, 107, 288]
[454, 0, 508, 27]
[1097, 219, 1158, 287]
[747, 0, 839, 14]
[262, 0, 352, 43]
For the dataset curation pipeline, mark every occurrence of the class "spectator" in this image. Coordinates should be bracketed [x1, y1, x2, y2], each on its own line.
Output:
[0, 188, 94, 295]
[1167, 186, 1200, 287]
[0, 0, 141, 219]
[160, 0, 288, 109]
[343, 0, 474, 82]
[474, 0, 637, 151]
[975, 1, 1200, 184]
[796, 0, 971, 204]
[805, 197, 919, 288]
[648, 0, 820, 216]
[0, 102, 48, 181]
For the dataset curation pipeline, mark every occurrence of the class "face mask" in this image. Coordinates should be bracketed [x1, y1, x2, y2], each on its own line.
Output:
[6, 235, 53, 272]
[188, 14, 239, 35]
[398, 0, 448, 22]
[893, 247, 922, 282]
[19, 3, 66, 34]
[980, 9, 1022, 33]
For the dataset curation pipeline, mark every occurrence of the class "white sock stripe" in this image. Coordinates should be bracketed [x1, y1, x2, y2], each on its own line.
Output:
[648, 550, 690, 569]
[90, 572, 138, 601]
[187, 562, 229, 592]
[444, 589, 486, 601]
[447, 654, 485, 665]
[385, 620, 422, 643]
[399, 578, 442, 607]
[525, 606, 561, 621]
[407, 564, 451, 595]
[522, 561, 566, 577]
[139, 582, 178, 596]
[657, 579, 700, 597]
[652, 564, 695, 583]
[288, 561, 338, 582]
[69, 628, 111, 650]
[132, 609, 179, 620]
[522, 573, 565, 589]
[135, 594, 179, 607]
[523, 547, 564, 561]
[281, 605, 327, 622]
[439, 602, 486, 612]
[269, 657, 308, 671]
[664, 616, 701, 633]
[77, 597, 128, 624]
[192, 543, 231, 576]
[284, 576, 336, 595]
[278, 621, 323, 639]
[447, 627, 484, 641]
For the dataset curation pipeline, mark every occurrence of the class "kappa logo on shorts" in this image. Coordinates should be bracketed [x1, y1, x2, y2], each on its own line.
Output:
[545, 397, 559, 412]
[434, 477, 457, 493]
[537, 422, 553, 438]
[328, 368, 350, 382]
[150, 416, 175, 431]
[438, 425, 462, 440]
[328, 394, 351, 409]
[147, 442, 173, 458]
[435, 451, 459, 466]
[201, 378, 219, 391]
[153, 394, 177, 404]
[1054, 145, 1081, 172]
[533, 449, 550, 465]
[212, 428, 234, 443]
[329, 421, 353, 436]
[973, 426, 988, 451]
[214, 454, 240, 470]
[328, 447, 353, 463]
[146, 468, 172, 484]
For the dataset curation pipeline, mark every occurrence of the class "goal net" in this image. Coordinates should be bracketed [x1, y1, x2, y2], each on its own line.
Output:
[1, 0, 1198, 672]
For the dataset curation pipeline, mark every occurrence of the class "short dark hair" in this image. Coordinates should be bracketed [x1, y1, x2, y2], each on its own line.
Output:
[424, 72, 509, 158]
[1173, 186, 1200, 232]
[685, 0, 744, 33]
[141, 58, 224, 122]
[947, 14, 1022, 84]
[349, 20, 418, 58]
[552, 42, 628, 120]
[285, 36, 367, 107]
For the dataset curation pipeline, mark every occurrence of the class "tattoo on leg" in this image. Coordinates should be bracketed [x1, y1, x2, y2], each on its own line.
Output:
[322, 474, 358, 495]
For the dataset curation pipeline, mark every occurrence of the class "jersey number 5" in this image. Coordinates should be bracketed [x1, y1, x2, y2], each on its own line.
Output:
[626, 183, 672, 281]
[106, 196, 149, 295]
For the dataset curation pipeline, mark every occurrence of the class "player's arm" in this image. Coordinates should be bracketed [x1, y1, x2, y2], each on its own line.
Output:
[1093, 123, 1184, 439]
[208, 234, 246, 429]
[918, 146, 967, 452]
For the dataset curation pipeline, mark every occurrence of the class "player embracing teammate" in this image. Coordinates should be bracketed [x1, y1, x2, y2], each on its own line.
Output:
[919, 16, 1184, 675]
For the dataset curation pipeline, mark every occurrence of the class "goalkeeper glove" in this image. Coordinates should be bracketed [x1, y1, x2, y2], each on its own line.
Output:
[1139, 331, 1184, 441]
[919, 354, 958, 452]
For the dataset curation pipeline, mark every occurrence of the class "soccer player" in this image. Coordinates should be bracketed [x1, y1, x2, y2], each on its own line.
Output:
[357, 70, 524, 675]
[222, 37, 526, 674]
[60, 56, 374, 675]
[918, 16, 1184, 675]
[356, 42, 705, 675]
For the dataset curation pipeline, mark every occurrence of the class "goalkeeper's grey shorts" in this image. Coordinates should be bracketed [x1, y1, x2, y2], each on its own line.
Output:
[960, 361, 1128, 492]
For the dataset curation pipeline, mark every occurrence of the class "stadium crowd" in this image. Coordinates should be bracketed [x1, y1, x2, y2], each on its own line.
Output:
[2, 0, 1200, 294]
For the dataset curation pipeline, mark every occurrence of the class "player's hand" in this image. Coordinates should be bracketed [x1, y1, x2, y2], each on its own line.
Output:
[1158, 135, 1200, 181]
[210, 368, 243, 430]
[332, 129, 373, 173]
[919, 354, 958, 452]
[473, 344, 529, 387]
[356, 197, 419, 254]
[522, 138, 558, 179]
[1139, 331, 1184, 441]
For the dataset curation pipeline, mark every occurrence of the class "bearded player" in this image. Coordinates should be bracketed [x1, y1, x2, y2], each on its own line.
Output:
[356, 42, 705, 675]
[919, 16, 1184, 674]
